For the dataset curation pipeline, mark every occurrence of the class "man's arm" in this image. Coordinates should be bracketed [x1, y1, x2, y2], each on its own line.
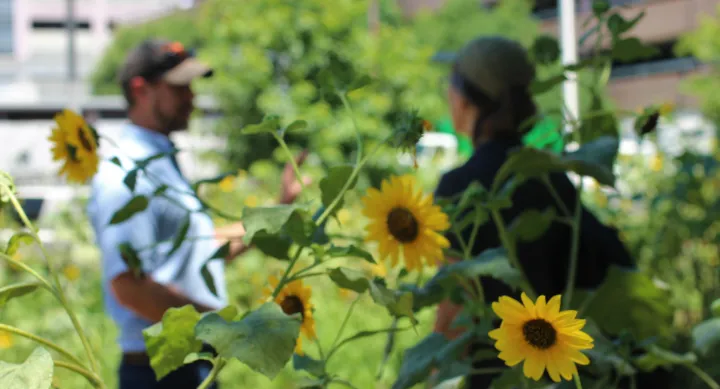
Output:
[214, 222, 249, 261]
[110, 272, 215, 323]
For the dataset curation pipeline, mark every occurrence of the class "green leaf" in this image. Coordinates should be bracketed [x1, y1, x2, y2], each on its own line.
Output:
[530, 35, 560, 66]
[391, 333, 448, 389]
[578, 91, 618, 143]
[285, 120, 308, 133]
[241, 115, 282, 135]
[431, 248, 522, 291]
[583, 265, 674, 341]
[123, 169, 138, 192]
[493, 136, 618, 191]
[369, 282, 417, 324]
[607, 12, 644, 37]
[711, 299, 720, 318]
[508, 208, 556, 242]
[194, 302, 302, 379]
[110, 195, 150, 225]
[0, 347, 53, 389]
[612, 37, 660, 63]
[489, 366, 525, 389]
[530, 74, 566, 95]
[293, 354, 325, 377]
[634, 109, 660, 137]
[319, 165, 357, 211]
[191, 173, 234, 190]
[633, 345, 697, 371]
[209, 241, 230, 262]
[110, 156, 122, 167]
[691, 318, 720, 357]
[0, 282, 42, 307]
[200, 262, 219, 297]
[168, 215, 191, 257]
[252, 231, 292, 260]
[6, 232, 35, 256]
[241, 205, 298, 244]
[284, 210, 316, 247]
[143, 305, 203, 380]
[137, 152, 175, 169]
[582, 319, 636, 376]
[118, 242, 144, 279]
[326, 245, 376, 264]
[183, 352, 214, 364]
[592, 0, 610, 17]
[154, 184, 169, 197]
[216, 305, 239, 322]
[328, 267, 370, 293]
[349, 75, 372, 91]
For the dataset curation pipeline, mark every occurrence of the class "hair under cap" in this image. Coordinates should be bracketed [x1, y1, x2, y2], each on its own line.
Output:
[453, 36, 536, 102]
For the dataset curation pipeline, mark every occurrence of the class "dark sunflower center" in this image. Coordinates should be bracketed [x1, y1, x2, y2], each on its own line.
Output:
[522, 319, 557, 349]
[386, 207, 419, 243]
[66, 144, 80, 162]
[280, 295, 305, 319]
[77, 126, 94, 152]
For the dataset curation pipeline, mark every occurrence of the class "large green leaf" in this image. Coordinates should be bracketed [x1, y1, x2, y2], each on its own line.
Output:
[142, 305, 203, 380]
[0, 347, 54, 389]
[240, 205, 298, 244]
[293, 354, 325, 378]
[284, 210, 317, 247]
[319, 165, 357, 211]
[110, 195, 150, 225]
[508, 208, 556, 242]
[392, 333, 448, 389]
[611, 37, 660, 63]
[5, 232, 35, 256]
[691, 318, 720, 357]
[633, 345, 697, 372]
[328, 268, 416, 322]
[328, 267, 371, 293]
[493, 136, 618, 191]
[241, 115, 282, 135]
[326, 245, 375, 264]
[583, 265, 674, 341]
[195, 302, 301, 379]
[251, 231, 292, 260]
[0, 282, 42, 307]
[432, 248, 522, 291]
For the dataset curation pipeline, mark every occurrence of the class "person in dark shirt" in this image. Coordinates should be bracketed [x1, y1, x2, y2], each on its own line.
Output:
[430, 36, 639, 388]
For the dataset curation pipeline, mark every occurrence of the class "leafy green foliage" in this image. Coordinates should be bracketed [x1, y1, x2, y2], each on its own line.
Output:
[143, 305, 203, 380]
[5, 233, 35, 256]
[109, 195, 150, 225]
[0, 282, 41, 308]
[195, 302, 301, 379]
[509, 208, 556, 242]
[0, 347, 53, 389]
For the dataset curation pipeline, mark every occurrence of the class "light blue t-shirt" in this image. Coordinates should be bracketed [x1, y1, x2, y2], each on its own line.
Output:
[87, 123, 228, 353]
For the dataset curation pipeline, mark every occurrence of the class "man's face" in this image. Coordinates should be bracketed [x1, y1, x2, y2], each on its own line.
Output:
[146, 80, 195, 133]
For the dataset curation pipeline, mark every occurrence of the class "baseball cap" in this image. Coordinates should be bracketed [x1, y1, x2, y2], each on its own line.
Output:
[118, 39, 213, 86]
[452, 36, 535, 102]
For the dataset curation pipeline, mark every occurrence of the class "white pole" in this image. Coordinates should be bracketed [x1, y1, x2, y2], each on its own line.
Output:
[559, 0, 579, 134]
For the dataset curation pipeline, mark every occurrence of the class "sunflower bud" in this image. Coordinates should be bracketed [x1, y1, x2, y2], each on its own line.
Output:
[388, 109, 427, 154]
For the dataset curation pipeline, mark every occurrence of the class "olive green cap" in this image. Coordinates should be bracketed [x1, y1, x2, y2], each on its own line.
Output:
[454, 36, 536, 101]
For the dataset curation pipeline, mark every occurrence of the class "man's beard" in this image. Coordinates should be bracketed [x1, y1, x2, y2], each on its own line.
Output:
[154, 105, 190, 134]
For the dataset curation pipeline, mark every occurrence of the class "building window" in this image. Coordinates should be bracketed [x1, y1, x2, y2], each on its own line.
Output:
[0, 0, 13, 54]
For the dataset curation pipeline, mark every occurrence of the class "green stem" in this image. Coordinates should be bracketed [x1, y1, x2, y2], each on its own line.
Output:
[542, 176, 572, 216]
[315, 339, 326, 361]
[5, 192, 100, 373]
[562, 181, 584, 310]
[574, 373, 584, 389]
[686, 364, 720, 389]
[0, 253, 54, 291]
[271, 248, 305, 299]
[197, 358, 226, 389]
[490, 210, 537, 299]
[287, 271, 328, 283]
[0, 324, 85, 366]
[273, 133, 306, 193]
[330, 295, 362, 350]
[339, 92, 363, 165]
[54, 361, 105, 388]
[464, 207, 484, 258]
[470, 367, 507, 375]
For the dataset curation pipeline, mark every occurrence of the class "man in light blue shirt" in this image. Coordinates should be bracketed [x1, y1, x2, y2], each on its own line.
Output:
[87, 39, 306, 389]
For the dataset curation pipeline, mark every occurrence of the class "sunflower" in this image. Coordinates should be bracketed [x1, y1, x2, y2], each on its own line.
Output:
[488, 292, 594, 382]
[262, 276, 316, 355]
[48, 109, 99, 184]
[361, 175, 450, 271]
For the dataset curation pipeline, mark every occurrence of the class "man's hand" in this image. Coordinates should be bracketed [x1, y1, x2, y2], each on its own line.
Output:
[279, 150, 311, 204]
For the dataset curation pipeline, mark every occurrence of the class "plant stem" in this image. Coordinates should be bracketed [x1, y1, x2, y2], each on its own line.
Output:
[686, 364, 720, 389]
[197, 358, 226, 389]
[542, 176, 572, 216]
[574, 373, 584, 389]
[5, 192, 100, 373]
[562, 180, 584, 310]
[0, 253, 54, 291]
[287, 271, 328, 283]
[470, 367, 507, 375]
[273, 133, 306, 192]
[0, 324, 84, 366]
[271, 248, 305, 299]
[330, 295, 362, 350]
[54, 361, 105, 388]
[490, 209, 537, 299]
[339, 92, 363, 165]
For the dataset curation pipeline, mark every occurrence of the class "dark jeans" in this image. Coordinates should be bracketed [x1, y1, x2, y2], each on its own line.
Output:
[119, 360, 219, 389]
